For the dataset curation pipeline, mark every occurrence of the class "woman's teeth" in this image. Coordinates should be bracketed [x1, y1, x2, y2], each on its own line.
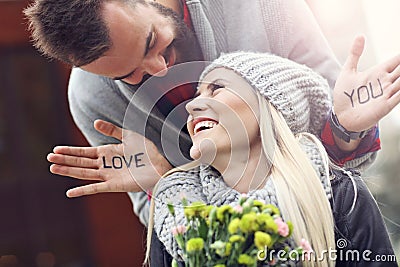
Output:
[194, 120, 217, 134]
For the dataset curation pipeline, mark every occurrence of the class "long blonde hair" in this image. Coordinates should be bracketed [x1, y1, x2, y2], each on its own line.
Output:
[258, 93, 335, 267]
[145, 93, 335, 267]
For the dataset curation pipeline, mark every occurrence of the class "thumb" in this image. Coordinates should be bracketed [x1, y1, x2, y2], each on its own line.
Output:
[94, 119, 123, 141]
[343, 35, 365, 71]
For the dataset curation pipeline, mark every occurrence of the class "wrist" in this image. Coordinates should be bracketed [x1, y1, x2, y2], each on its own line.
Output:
[329, 108, 370, 143]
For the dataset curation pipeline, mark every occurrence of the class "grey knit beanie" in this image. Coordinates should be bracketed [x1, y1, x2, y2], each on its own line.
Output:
[200, 51, 332, 136]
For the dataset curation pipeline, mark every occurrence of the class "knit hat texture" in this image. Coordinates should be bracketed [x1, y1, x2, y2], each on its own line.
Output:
[200, 51, 332, 136]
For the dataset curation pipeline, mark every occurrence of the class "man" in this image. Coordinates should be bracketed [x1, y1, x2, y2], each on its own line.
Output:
[25, 0, 389, 226]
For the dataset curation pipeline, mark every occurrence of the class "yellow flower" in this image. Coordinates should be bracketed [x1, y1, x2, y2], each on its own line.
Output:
[265, 218, 278, 234]
[254, 231, 272, 250]
[228, 218, 241, 234]
[239, 213, 258, 233]
[216, 205, 232, 222]
[213, 265, 226, 267]
[225, 242, 232, 256]
[229, 235, 245, 243]
[184, 202, 206, 218]
[238, 254, 255, 266]
[253, 200, 264, 209]
[202, 205, 214, 218]
[256, 213, 272, 225]
[186, 238, 204, 253]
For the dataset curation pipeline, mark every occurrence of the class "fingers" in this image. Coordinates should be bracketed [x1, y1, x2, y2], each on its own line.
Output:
[94, 119, 123, 141]
[47, 153, 99, 168]
[384, 54, 400, 73]
[50, 164, 102, 180]
[343, 35, 365, 71]
[53, 146, 98, 158]
[388, 77, 400, 101]
[66, 182, 111, 198]
[390, 63, 400, 82]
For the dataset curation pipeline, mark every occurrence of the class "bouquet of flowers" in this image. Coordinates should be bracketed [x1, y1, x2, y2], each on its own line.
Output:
[168, 195, 312, 267]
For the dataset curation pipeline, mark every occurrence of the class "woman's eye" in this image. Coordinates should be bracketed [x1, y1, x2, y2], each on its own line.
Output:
[210, 83, 224, 93]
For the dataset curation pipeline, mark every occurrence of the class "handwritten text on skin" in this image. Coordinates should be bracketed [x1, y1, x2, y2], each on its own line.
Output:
[344, 79, 383, 108]
[102, 153, 145, 169]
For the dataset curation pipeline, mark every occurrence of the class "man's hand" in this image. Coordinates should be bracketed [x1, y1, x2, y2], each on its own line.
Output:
[47, 120, 172, 198]
[332, 35, 400, 150]
[334, 35, 400, 131]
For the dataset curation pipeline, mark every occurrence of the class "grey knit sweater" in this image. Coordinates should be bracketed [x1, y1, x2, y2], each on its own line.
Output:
[154, 136, 332, 259]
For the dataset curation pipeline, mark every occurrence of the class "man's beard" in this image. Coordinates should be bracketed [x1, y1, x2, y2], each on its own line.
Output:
[149, 2, 203, 64]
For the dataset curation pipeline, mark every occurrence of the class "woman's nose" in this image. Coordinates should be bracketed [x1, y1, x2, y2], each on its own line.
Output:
[185, 97, 208, 114]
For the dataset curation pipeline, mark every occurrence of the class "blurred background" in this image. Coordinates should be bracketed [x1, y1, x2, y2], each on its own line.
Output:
[307, 0, 400, 261]
[0, 1, 145, 267]
[0, 0, 398, 266]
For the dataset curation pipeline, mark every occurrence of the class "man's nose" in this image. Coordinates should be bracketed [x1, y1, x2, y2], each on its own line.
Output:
[143, 54, 168, 77]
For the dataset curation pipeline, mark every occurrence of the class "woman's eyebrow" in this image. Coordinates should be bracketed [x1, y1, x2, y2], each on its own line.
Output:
[194, 78, 229, 97]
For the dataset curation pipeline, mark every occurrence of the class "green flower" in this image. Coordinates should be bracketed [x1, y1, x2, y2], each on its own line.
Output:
[254, 231, 272, 250]
[262, 204, 280, 216]
[239, 213, 258, 233]
[216, 205, 232, 222]
[229, 235, 245, 243]
[171, 259, 179, 267]
[228, 218, 241, 234]
[184, 202, 206, 218]
[238, 254, 255, 266]
[209, 206, 217, 224]
[186, 237, 204, 253]
[287, 221, 294, 236]
[210, 240, 232, 257]
[167, 203, 175, 216]
[210, 240, 225, 257]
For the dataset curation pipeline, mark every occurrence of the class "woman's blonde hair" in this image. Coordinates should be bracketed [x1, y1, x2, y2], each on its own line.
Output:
[258, 93, 335, 267]
[145, 91, 335, 267]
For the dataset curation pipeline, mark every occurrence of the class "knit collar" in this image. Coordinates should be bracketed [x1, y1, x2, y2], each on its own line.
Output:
[197, 136, 332, 208]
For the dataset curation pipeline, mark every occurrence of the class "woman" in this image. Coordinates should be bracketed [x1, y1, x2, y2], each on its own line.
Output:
[47, 51, 398, 266]
[147, 52, 396, 267]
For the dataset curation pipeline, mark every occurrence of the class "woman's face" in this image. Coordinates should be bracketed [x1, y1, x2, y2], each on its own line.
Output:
[185, 67, 260, 164]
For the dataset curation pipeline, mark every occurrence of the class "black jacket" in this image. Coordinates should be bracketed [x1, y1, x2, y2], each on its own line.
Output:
[150, 169, 398, 267]
[331, 169, 397, 266]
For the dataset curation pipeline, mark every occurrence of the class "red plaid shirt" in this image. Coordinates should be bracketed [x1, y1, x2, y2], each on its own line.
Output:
[320, 121, 381, 166]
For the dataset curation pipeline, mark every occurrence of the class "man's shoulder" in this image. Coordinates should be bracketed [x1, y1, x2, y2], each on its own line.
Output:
[69, 68, 119, 98]
[66, 68, 132, 145]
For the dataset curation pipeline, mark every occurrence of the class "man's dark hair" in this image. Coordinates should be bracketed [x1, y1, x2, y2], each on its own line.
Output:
[24, 0, 145, 66]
